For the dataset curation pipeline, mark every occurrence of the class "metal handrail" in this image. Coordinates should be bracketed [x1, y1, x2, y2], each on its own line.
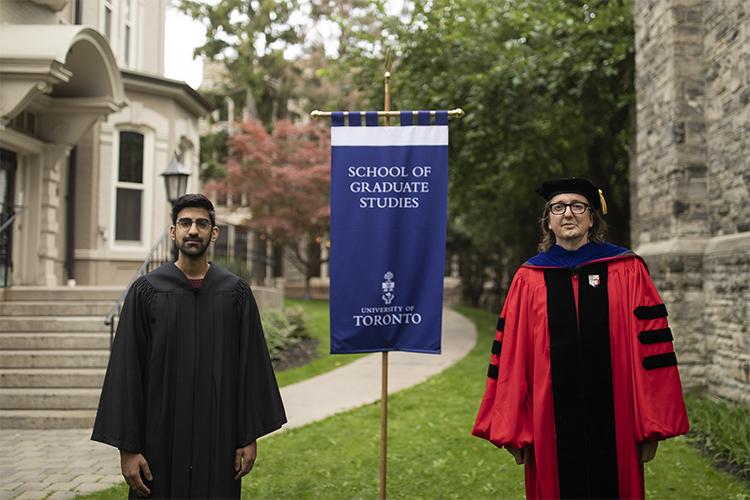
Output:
[0, 212, 17, 234]
[104, 227, 172, 346]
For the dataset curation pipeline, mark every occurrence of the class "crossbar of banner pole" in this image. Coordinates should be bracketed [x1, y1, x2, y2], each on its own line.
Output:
[310, 108, 465, 120]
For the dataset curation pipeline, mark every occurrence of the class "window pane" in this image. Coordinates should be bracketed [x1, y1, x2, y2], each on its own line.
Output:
[217, 188, 227, 206]
[104, 7, 112, 41]
[219, 100, 229, 122]
[215, 225, 228, 257]
[119, 131, 144, 183]
[115, 188, 141, 241]
[235, 228, 247, 261]
[272, 243, 284, 278]
[124, 26, 131, 65]
[231, 190, 243, 207]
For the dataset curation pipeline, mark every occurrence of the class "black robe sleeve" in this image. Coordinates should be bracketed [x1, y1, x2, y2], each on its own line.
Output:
[234, 280, 287, 447]
[91, 276, 154, 452]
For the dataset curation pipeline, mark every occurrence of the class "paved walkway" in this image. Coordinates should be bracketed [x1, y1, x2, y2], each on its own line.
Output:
[0, 308, 476, 499]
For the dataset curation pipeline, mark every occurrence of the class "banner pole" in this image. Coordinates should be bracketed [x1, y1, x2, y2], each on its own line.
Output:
[379, 67, 392, 500]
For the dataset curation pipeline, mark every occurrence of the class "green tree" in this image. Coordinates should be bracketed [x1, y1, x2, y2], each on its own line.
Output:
[177, 0, 304, 124]
[338, 0, 635, 305]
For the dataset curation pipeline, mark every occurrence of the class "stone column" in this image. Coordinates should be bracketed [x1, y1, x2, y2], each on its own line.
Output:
[38, 145, 70, 286]
[632, 0, 709, 388]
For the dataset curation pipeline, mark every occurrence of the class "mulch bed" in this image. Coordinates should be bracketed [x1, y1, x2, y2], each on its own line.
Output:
[272, 337, 320, 372]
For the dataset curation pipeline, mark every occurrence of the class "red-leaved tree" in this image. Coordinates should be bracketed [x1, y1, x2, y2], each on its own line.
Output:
[221, 119, 330, 296]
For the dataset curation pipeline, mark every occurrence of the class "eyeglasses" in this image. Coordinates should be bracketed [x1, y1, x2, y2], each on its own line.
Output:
[176, 217, 212, 230]
[549, 202, 590, 215]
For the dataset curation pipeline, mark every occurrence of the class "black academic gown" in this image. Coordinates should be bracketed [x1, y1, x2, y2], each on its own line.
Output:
[92, 262, 287, 499]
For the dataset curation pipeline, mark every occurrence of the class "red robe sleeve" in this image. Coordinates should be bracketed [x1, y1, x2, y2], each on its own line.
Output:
[472, 270, 534, 449]
[627, 258, 689, 442]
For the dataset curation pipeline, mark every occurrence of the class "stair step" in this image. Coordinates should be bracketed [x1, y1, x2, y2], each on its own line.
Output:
[0, 316, 110, 333]
[0, 409, 96, 429]
[0, 388, 102, 410]
[0, 286, 123, 302]
[0, 332, 111, 350]
[0, 350, 110, 368]
[0, 301, 113, 316]
[0, 368, 106, 388]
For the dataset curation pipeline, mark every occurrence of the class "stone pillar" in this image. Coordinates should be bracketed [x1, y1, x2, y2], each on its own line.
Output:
[38, 145, 70, 286]
[632, 0, 709, 388]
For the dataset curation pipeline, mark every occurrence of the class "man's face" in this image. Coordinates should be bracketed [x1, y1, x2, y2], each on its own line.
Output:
[548, 193, 594, 247]
[170, 207, 218, 259]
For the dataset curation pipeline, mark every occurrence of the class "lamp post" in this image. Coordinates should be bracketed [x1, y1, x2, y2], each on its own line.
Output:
[162, 152, 191, 260]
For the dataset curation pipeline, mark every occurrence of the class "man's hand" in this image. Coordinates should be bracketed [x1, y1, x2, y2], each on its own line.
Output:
[120, 450, 152, 497]
[234, 441, 257, 480]
[639, 440, 659, 463]
[506, 445, 533, 465]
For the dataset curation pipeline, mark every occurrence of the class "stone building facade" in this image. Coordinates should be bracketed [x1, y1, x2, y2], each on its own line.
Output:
[632, 0, 749, 404]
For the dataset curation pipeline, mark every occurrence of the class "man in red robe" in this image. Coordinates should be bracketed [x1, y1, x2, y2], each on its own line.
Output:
[472, 178, 689, 499]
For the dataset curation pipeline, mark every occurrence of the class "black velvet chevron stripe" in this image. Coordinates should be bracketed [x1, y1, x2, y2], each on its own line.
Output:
[638, 328, 673, 344]
[634, 303, 668, 319]
[496, 317, 505, 331]
[643, 352, 678, 370]
[487, 364, 499, 380]
[491, 340, 502, 355]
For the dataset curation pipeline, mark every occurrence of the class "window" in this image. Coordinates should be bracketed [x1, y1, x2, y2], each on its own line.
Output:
[215, 225, 228, 257]
[218, 99, 230, 122]
[216, 188, 228, 206]
[234, 228, 248, 262]
[123, 0, 133, 66]
[231, 190, 243, 207]
[104, 0, 113, 42]
[115, 131, 144, 241]
[124, 25, 131, 65]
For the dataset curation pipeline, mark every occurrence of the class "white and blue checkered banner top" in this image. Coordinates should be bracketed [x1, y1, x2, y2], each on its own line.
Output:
[329, 111, 449, 354]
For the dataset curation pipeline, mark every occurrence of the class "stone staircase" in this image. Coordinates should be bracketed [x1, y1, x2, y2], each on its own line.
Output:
[0, 286, 121, 429]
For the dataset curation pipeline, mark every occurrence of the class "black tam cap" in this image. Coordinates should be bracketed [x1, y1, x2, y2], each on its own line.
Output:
[536, 177, 607, 214]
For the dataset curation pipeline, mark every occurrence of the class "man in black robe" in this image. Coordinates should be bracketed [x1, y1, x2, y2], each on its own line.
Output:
[92, 194, 286, 499]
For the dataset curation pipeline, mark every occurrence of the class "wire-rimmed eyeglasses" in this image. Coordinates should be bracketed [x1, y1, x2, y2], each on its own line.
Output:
[176, 217, 212, 230]
[549, 202, 591, 215]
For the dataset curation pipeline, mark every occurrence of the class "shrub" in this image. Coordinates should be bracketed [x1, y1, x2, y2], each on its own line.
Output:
[685, 391, 750, 482]
[262, 306, 312, 362]
[212, 256, 252, 282]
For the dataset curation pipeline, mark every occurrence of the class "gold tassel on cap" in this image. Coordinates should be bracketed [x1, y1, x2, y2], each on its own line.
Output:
[599, 189, 608, 215]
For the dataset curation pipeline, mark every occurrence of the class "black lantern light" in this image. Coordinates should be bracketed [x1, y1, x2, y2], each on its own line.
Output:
[162, 152, 191, 204]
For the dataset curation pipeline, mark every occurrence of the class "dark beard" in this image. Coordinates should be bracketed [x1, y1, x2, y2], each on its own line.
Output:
[179, 238, 210, 258]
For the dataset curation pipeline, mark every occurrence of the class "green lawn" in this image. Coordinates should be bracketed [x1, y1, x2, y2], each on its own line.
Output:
[274, 299, 366, 387]
[77, 306, 750, 499]
[237, 306, 749, 499]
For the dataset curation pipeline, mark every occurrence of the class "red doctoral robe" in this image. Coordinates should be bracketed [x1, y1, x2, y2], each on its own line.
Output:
[472, 246, 689, 499]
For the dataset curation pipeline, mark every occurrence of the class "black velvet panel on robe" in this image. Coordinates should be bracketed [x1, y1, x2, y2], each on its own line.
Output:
[544, 262, 619, 499]
[92, 262, 287, 499]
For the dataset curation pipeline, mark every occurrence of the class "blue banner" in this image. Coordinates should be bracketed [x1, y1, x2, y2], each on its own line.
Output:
[329, 112, 449, 354]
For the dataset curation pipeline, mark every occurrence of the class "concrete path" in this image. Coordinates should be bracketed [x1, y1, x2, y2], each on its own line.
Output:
[280, 308, 476, 429]
[0, 308, 477, 499]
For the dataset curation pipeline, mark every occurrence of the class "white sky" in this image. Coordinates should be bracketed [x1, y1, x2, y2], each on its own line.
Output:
[163, 1, 406, 90]
[164, 6, 206, 89]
